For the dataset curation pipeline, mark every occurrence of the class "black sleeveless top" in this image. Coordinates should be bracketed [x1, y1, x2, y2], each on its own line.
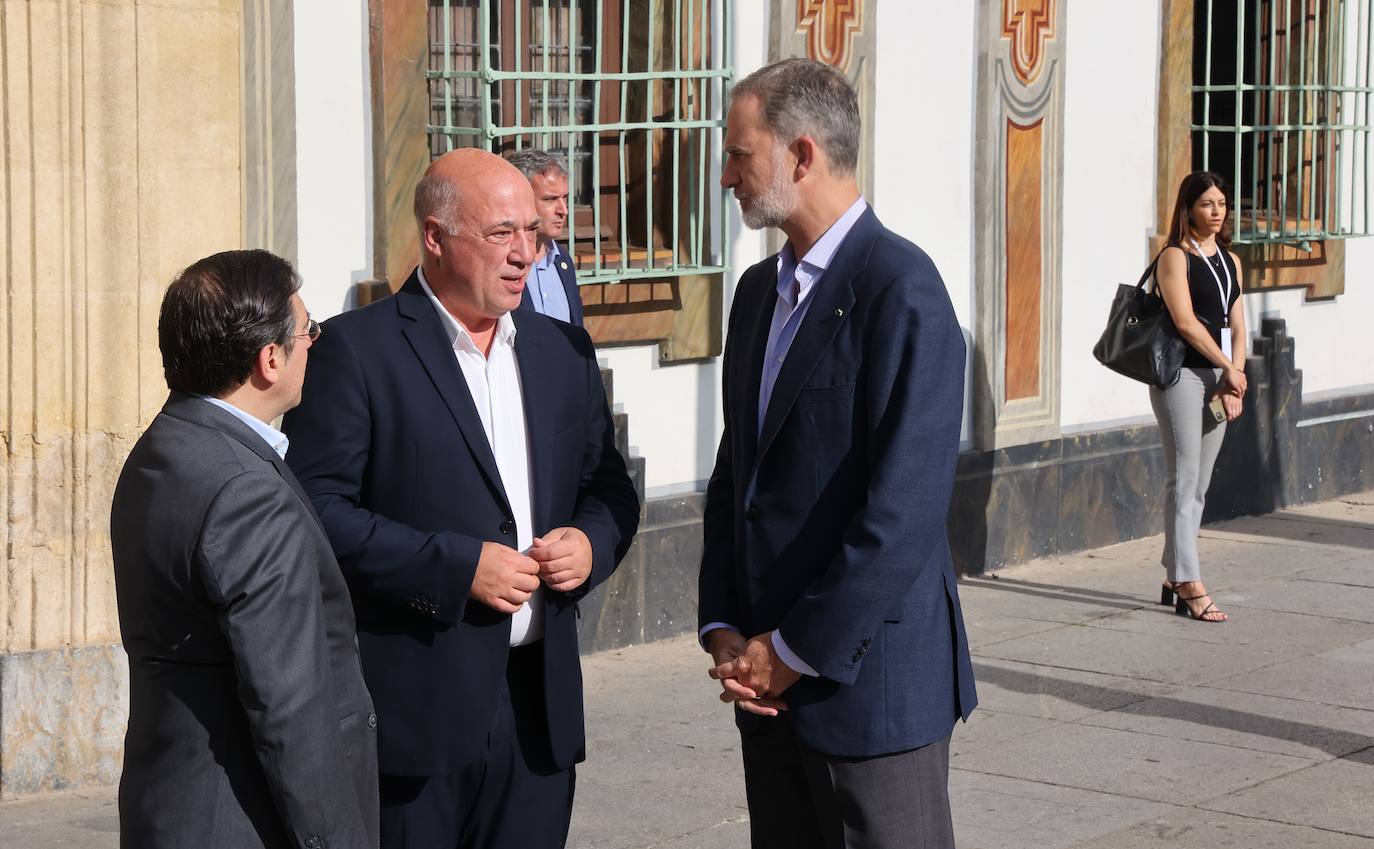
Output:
[1158, 245, 1240, 368]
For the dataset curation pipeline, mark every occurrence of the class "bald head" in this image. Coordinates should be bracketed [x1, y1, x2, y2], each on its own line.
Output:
[414, 148, 540, 332]
[414, 148, 531, 233]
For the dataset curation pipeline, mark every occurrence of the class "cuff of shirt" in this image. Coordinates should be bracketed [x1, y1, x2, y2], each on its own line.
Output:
[771, 630, 819, 677]
[698, 622, 738, 652]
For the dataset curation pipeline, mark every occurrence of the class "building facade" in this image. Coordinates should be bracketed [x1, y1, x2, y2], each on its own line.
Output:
[2, 0, 1371, 797]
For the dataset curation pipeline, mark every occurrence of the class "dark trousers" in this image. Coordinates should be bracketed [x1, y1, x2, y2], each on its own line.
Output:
[740, 714, 955, 849]
[379, 644, 575, 849]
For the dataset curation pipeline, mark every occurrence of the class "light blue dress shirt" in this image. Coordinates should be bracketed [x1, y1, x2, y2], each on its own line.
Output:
[527, 241, 573, 323]
[756, 197, 869, 436]
[198, 395, 290, 459]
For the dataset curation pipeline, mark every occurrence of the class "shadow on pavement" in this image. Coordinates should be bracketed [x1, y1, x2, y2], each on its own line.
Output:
[1223, 511, 1374, 550]
[972, 661, 1374, 761]
[961, 576, 1150, 611]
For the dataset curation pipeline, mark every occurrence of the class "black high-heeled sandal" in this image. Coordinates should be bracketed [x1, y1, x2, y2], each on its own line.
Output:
[1175, 591, 1227, 622]
[1159, 581, 1178, 607]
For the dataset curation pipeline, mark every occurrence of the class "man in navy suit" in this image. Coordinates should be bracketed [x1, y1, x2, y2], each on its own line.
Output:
[505, 148, 584, 326]
[283, 148, 639, 849]
[699, 59, 977, 849]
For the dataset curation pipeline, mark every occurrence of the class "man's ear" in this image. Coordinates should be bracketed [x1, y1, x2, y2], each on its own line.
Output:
[254, 342, 282, 389]
[790, 135, 820, 181]
[421, 217, 447, 261]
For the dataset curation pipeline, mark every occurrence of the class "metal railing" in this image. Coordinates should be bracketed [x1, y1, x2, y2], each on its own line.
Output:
[1194, 0, 1374, 246]
[427, 0, 732, 285]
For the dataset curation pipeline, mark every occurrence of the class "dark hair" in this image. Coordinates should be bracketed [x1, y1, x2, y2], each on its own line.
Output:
[730, 58, 860, 177]
[157, 249, 300, 397]
[1167, 171, 1233, 249]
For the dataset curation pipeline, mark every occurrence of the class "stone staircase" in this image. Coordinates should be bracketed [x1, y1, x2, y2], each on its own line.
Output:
[601, 366, 646, 505]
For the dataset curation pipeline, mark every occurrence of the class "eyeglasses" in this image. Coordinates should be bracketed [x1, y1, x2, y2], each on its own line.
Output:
[294, 319, 321, 342]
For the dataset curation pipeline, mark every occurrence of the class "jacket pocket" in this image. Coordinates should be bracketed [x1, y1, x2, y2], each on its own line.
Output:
[797, 382, 855, 404]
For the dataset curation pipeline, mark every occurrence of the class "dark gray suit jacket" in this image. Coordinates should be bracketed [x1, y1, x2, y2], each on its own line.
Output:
[111, 393, 378, 849]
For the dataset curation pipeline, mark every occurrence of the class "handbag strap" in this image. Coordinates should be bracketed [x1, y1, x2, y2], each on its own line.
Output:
[1136, 246, 1170, 294]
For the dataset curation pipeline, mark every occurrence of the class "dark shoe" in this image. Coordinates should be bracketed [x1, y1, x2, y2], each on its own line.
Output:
[1159, 581, 1178, 607]
[1175, 592, 1227, 622]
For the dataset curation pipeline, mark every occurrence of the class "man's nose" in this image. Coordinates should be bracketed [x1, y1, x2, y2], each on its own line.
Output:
[511, 229, 535, 265]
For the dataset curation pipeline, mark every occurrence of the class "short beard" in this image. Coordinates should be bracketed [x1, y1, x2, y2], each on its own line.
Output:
[739, 145, 799, 230]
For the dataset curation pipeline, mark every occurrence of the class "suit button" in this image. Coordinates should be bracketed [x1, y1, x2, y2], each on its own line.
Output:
[304, 836, 324, 849]
[745, 505, 759, 521]
[367, 713, 377, 728]
[500, 520, 514, 534]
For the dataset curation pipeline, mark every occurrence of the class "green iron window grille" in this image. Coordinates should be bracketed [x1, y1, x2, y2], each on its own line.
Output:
[1194, 0, 1374, 246]
[427, 0, 732, 286]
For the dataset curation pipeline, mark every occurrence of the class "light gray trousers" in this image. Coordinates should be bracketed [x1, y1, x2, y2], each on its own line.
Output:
[1150, 367, 1227, 583]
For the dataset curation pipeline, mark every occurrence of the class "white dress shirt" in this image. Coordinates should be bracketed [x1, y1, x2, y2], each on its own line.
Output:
[418, 268, 543, 646]
[701, 196, 869, 678]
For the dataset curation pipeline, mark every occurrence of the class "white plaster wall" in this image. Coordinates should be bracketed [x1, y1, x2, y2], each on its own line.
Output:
[874, 0, 977, 444]
[1060, 0, 1163, 429]
[293, 0, 373, 320]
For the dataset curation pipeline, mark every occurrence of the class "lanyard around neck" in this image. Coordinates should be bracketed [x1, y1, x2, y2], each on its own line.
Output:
[1188, 237, 1233, 328]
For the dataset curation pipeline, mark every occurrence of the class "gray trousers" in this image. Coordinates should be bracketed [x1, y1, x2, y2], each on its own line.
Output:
[741, 715, 955, 849]
[1150, 367, 1227, 583]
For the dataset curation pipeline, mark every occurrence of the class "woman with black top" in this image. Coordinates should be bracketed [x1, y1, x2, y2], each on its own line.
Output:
[1152, 171, 1247, 622]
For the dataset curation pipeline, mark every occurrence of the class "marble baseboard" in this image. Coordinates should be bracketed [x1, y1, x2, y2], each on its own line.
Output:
[577, 493, 705, 655]
[0, 645, 127, 799]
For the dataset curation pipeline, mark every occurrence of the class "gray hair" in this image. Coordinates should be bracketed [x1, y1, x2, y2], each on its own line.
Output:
[414, 171, 460, 233]
[730, 58, 860, 177]
[503, 148, 568, 180]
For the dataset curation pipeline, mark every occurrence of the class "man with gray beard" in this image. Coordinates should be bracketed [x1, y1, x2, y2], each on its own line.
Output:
[698, 58, 977, 849]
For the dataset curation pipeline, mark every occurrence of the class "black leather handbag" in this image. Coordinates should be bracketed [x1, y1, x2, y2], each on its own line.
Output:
[1092, 251, 1186, 388]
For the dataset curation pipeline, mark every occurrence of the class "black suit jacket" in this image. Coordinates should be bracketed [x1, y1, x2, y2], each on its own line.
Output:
[700, 208, 977, 758]
[518, 241, 585, 326]
[111, 393, 378, 849]
[283, 271, 638, 776]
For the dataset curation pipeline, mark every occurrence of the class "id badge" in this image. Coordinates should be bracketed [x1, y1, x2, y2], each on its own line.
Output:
[1221, 328, 1232, 359]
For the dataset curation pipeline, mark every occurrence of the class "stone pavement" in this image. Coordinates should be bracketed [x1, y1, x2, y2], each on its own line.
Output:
[3, 491, 1372, 848]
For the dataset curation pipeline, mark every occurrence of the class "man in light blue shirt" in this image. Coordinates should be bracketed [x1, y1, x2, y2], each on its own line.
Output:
[504, 148, 585, 326]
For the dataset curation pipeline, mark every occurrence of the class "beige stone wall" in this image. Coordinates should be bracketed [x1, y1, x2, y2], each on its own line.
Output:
[1, 0, 242, 795]
[2, 0, 242, 652]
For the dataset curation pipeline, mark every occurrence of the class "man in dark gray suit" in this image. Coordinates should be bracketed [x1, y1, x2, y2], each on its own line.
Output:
[111, 249, 379, 849]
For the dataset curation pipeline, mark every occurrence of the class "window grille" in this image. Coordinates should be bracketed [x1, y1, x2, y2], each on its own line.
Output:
[427, 0, 732, 285]
[1194, 0, 1374, 246]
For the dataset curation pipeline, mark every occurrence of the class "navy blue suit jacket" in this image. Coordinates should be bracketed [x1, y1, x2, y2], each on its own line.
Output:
[699, 208, 977, 758]
[519, 241, 584, 326]
[283, 270, 638, 776]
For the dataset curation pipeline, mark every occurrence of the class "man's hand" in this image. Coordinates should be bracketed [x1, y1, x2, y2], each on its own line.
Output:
[529, 526, 593, 592]
[707, 630, 799, 717]
[469, 541, 540, 613]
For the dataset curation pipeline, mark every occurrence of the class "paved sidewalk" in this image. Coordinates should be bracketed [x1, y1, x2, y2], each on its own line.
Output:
[4, 491, 1373, 848]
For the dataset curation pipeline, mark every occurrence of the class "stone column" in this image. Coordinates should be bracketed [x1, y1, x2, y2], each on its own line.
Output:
[1, 0, 242, 798]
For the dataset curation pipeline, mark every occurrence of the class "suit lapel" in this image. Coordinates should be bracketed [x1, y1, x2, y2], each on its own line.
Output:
[512, 312, 554, 534]
[554, 242, 583, 327]
[395, 274, 513, 517]
[736, 263, 778, 480]
[753, 210, 877, 467]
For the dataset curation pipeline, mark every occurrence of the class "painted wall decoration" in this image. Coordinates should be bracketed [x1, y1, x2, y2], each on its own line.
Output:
[796, 0, 864, 71]
[972, 0, 1066, 449]
[770, 0, 876, 202]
